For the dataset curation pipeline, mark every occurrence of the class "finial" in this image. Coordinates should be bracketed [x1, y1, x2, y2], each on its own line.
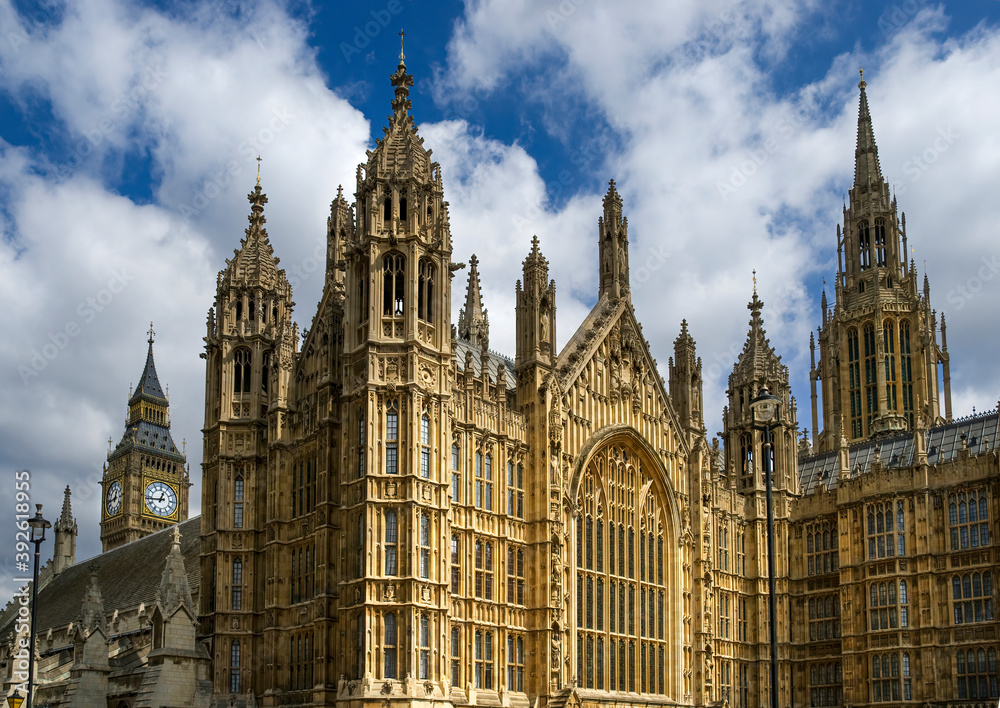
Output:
[147, 321, 155, 344]
[256, 155, 262, 187]
[858, 66, 865, 90]
[398, 29, 405, 63]
[752, 269, 757, 293]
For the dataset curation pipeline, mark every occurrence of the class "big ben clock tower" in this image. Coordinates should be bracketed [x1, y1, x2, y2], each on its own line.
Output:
[100, 325, 189, 551]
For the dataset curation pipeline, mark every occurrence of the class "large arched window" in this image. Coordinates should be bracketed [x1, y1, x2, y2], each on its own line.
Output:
[233, 348, 251, 395]
[383, 252, 405, 317]
[418, 258, 435, 322]
[576, 442, 670, 695]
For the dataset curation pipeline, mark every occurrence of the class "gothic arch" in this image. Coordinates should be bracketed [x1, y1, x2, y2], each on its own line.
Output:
[568, 424, 681, 527]
[567, 424, 682, 699]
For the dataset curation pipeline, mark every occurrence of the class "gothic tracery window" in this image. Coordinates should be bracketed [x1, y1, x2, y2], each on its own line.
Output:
[418, 258, 435, 322]
[858, 220, 871, 270]
[233, 348, 251, 395]
[382, 252, 405, 317]
[576, 441, 670, 695]
[847, 327, 862, 438]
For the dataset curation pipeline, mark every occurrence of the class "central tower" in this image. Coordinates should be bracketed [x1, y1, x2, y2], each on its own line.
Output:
[811, 73, 952, 451]
[338, 39, 458, 696]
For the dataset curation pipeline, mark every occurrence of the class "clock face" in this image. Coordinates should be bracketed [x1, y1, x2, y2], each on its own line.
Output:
[106, 480, 122, 516]
[144, 481, 178, 517]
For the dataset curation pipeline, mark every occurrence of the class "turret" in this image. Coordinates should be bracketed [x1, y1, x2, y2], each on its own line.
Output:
[669, 319, 704, 438]
[598, 179, 630, 300]
[53, 485, 77, 575]
[812, 71, 951, 451]
[458, 254, 489, 348]
[515, 236, 556, 373]
[723, 282, 799, 493]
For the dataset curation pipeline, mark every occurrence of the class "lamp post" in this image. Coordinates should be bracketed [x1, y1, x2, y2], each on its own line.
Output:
[26, 505, 50, 708]
[750, 387, 781, 708]
[6, 690, 24, 708]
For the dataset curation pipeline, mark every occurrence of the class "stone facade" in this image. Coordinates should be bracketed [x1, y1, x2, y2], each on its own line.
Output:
[2, 63, 997, 708]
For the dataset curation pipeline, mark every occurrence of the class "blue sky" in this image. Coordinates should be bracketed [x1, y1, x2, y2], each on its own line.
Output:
[2, 0, 1000, 591]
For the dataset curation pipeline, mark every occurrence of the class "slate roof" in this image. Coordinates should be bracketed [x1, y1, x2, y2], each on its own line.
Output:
[110, 420, 186, 463]
[0, 517, 201, 640]
[455, 337, 515, 392]
[799, 411, 1000, 495]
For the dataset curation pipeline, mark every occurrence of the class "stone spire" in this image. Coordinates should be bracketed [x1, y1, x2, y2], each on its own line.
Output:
[79, 566, 107, 634]
[56, 484, 76, 531]
[733, 280, 779, 384]
[598, 179, 630, 300]
[53, 485, 77, 574]
[854, 68, 884, 189]
[389, 30, 414, 128]
[669, 319, 704, 437]
[156, 526, 194, 616]
[226, 180, 281, 287]
[516, 236, 557, 369]
[129, 323, 166, 406]
[458, 254, 489, 347]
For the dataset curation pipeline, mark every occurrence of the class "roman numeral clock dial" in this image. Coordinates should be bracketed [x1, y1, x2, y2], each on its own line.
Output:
[144, 480, 178, 517]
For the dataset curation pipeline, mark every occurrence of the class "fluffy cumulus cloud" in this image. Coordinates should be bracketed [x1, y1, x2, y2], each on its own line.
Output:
[434, 0, 1000, 430]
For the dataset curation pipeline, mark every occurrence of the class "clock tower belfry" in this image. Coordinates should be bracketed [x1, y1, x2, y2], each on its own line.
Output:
[100, 325, 189, 552]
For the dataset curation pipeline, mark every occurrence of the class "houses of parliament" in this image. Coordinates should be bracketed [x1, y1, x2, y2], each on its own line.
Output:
[1, 55, 998, 708]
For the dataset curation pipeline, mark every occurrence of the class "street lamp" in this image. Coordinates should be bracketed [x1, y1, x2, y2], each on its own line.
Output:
[750, 387, 781, 708]
[26, 504, 50, 708]
[6, 690, 24, 708]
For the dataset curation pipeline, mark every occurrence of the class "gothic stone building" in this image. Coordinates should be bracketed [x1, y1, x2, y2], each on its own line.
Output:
[2, 63, 999, 708]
